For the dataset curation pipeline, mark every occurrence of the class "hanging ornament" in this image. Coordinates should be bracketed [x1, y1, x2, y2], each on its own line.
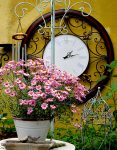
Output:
[12, 17, 27, 61]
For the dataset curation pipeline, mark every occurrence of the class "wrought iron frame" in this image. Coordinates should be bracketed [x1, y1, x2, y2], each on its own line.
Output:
[0, 44, 12, 67]
[21, 9, 114, 102]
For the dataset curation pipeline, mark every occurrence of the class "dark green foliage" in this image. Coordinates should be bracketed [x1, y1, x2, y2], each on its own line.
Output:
[113, 110, 117, 122]
[49, 125, 117, 150]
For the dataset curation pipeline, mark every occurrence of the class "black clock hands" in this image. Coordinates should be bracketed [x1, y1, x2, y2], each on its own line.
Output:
[63, 51, 73, 59]
[63, 51, 78, 59]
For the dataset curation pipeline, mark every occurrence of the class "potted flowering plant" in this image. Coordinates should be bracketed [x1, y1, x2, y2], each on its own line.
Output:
[0, 58, 87, 140]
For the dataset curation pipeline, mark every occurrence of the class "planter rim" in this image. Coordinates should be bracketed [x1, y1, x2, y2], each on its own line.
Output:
[13, 117, 51, 121]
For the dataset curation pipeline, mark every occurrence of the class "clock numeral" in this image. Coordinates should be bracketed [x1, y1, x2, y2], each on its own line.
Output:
[77, 63, 84, 69]
[64, 36, 69, 43]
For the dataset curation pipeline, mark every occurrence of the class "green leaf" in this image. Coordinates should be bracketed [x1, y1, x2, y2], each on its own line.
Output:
[112, 74, 117, 77]
[102, 92, 113, 100]
[106, 60, 117, 69]
[96, 75, 107, 83]
[5, 118, 14, 125]
[111, 82, 117, 92]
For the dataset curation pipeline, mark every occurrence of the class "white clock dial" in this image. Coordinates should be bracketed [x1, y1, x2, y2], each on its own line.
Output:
[43, 35, 89, 76]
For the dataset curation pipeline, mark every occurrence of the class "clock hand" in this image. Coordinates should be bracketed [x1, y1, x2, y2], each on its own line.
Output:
[63, 51, 73, 59]
[70, 54, 79, 57]
[63, 51, 78, 59]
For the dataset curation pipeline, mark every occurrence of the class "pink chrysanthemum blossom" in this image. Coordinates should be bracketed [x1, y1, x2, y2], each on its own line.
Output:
[50, 105, 56, 110]
[41, 103, 48, 110]
[28, 91, 34, 97]
[15, 78, 22, 84]
[27, 107, 33, 115]
[10, 91, 16, 97]
[19, 100, 29, 105]
[4, 88, 11, 94]
[36, 85, 41, 90]
[18, 82, 26, 89]
[3, 81, 10, 88]
[28, 100, 36, 106]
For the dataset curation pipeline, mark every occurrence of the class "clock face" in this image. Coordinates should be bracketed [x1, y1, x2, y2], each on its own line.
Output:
[43, 35, 89, 76]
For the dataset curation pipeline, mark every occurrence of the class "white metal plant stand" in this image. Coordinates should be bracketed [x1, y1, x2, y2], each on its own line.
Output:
[12, 0, 92, 63]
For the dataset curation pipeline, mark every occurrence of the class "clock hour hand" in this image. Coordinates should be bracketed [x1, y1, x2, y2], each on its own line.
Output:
[63, 51, 78, 59]
[63, 51, 73, 59]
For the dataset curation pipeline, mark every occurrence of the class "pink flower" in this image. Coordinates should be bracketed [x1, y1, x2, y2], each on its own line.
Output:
[50, 105, 56, 110]
[18, 82, 26, 89]
[41, 103, 48, 110]
[31, 80, 37, 86]
[15, 78, 21, 84]
[74, 123, 82, 129]
[17, 60, 24, 66]
[57, 95, 66, 101]
[23, 73, 30, 76]
[44, 85, 51, 93]
[36, 85, 41, 90]
[15, 70, 24, 75]
[0, 68, 4, 75]
[27, 107, 33, 115]
[28, 86, 34, 90]
[28, 100, 36, 106]
[3, 82, 10, 88]
[32, 94, 39, 100]
[19, 100, 28, 105]
[71, 109, 77, 113]
[28, 91, 34, 96]
[4, 88, 11, 94]
[34, 75, 40, 80]
[10, 91, 16, 97]
[44, 98, 53, 103]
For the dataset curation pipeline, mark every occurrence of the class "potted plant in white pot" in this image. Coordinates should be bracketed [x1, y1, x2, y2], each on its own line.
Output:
[0, 58, 87, 141]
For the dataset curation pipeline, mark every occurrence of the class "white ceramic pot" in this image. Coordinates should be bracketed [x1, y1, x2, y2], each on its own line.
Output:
[13, 118, 50, 141]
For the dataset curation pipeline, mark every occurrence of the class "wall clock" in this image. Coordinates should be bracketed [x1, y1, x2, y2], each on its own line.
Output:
[43, 34, 89, 76]
[22, 9, 114, 102]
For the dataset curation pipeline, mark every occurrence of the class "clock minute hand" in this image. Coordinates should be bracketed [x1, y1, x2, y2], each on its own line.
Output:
[69, 53, 79, 57]
[63, 51, 73, 59]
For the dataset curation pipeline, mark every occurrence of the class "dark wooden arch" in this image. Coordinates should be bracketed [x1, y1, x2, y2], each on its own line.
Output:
[22, 9, 114, 102]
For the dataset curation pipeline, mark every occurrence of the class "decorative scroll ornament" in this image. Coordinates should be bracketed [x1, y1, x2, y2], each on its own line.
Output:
[14, 0, 92, 35]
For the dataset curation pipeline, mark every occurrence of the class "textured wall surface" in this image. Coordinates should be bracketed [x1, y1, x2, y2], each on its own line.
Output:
[0, 0, 116, 105]
[0, 0, 117, 57]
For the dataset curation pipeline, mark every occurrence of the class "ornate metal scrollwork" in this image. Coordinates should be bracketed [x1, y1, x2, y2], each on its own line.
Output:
[0, 44, 12, 67]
